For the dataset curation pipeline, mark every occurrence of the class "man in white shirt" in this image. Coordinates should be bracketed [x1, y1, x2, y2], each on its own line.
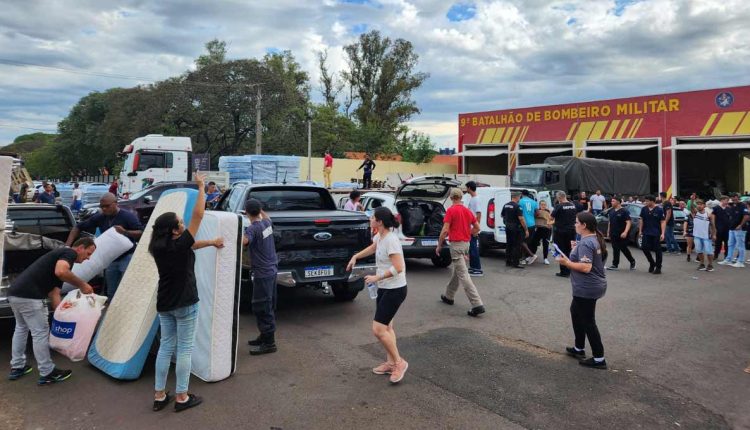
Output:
[465, 181, 483, 276]
[589, 190, 607, 215]
[693, 199, 716, 272]
[71, 183, 83, 214]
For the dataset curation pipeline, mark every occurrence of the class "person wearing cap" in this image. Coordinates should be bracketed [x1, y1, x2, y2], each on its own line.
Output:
[243, 198, 280, 355]
[464, 181, 483, 276]
[437, 188, 485, 317]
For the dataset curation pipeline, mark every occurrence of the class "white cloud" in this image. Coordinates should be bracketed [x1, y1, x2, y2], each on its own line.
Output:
[0, 0, 749, 149]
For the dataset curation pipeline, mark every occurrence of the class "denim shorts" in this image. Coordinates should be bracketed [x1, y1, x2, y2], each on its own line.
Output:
[694, 237, 713, 255]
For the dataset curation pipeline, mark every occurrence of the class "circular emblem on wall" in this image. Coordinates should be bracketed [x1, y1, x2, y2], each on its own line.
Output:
[715, 92, 734, 108]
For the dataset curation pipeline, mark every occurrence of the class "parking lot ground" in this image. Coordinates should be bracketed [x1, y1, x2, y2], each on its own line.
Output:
[1, 246, 749, 429]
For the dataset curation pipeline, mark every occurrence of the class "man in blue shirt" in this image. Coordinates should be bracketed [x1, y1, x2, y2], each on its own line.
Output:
[519, 190, 539, 264]
[65, 193, 143, 300]
[205, 181, 222, 208]
[638, 195, 666, 274]
[35, 183, 56, 204]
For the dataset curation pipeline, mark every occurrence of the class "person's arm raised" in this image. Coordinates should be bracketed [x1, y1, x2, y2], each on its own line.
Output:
[188, 173, 207, 238]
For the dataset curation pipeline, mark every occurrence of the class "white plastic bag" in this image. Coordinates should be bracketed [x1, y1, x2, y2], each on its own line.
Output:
[61, 228, 133, 294]
[49, 289, 108, 361]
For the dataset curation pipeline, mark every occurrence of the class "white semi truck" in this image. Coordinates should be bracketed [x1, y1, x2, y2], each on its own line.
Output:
[118, 135, 193, 198]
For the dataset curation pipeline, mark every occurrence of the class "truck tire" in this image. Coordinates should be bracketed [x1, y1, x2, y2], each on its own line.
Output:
[331, 279, 363, 302]
[431, 254, 452, 268]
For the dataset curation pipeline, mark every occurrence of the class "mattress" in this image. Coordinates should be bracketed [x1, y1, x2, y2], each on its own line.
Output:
[61, 228, 133, 294]
[87, 189, 198, 380]
[0, 157, 11, 279]
[191, 211, 243, 382]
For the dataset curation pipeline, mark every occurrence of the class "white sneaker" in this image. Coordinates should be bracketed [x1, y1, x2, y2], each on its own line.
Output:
[544, 258, 550, 265]
[731, 261, 745, 268]
[718, 260, 731, 265]
[528, 255, 538, 265]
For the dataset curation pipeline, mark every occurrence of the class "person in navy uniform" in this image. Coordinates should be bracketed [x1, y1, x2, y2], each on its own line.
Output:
[638, 195, 666, 275]
[551, 191, 578, 277]
[501, 192, 527, 269]
[606, 196, 636, 271]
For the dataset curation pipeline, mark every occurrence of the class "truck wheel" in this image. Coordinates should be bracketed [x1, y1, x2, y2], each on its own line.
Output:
[431, 254, 452, 268]
[331, 279, 363, 302]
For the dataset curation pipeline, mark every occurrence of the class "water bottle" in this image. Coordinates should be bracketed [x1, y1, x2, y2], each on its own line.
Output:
[367, 283, 378, 300]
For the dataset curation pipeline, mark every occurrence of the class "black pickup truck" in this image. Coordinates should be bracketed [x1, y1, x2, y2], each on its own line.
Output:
[215, 182, 376, 303]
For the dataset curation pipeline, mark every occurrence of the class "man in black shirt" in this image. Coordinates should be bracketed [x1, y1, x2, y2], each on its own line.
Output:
[606, 197, 636, 270]
[661, 193, 679, 254]
[67, 193, 143, 300]
[8, 238, 96, 385]
[501, 192, 527, 268]
[551, 191, 578, 277]
[710, 196, 730, 260]
[357, 154, 377, 189]
[638, 195, 665, 274]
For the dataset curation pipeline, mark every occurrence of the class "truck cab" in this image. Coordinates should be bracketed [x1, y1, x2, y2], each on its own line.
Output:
[510, 164, 564, 192]
[118, 135, 193, 198]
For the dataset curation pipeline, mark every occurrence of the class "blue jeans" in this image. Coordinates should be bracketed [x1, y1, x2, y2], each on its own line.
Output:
[726, 230, 747, 263]
[155, 303, 198, 394]
[664, 225, 679, 252]
[105, 253, 132, 301]
[469, 236, 482, 271]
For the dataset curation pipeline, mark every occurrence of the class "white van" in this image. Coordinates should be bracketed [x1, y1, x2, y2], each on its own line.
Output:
[118, 135, 193, 198]
[463, 187, 551, 255]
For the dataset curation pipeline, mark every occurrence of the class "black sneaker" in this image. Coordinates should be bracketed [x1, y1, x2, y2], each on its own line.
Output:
[555, 272, 569, 278]
[174, 394, 202, 412]
[467, 306, 486, 317]
[706, 265, 715, 272]
[37, 368, 72, 385]
[512, 265, 525, 269]
[8, 365, 32, 381]
[247, 336, 262, 346]
[440, 295, 454, 305]
[648, 264, 655, 273]
[250, 343, 277, 355]
[579, 357, 607, 369]
[565, 347, 585, 358]
[629, 261, 637, 270]
[697, 264, 706, 271]
[606, 265, 618, 271]
[652, 268, 662, 275]
[686, 254, 691, 262]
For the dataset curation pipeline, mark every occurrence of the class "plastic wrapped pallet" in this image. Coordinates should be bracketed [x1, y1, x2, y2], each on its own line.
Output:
[219, 155, 300, 184]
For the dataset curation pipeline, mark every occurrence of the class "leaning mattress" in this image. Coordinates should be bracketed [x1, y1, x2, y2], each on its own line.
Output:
[87, 189, 198, 380]
[191, 211, 243, 382]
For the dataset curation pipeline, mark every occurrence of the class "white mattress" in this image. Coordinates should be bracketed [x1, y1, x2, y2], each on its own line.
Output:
[88, 189, 197, 380]
[192, 211, 243, 382]
[62, 228, 133, 294]
[0, 157, 11, 279]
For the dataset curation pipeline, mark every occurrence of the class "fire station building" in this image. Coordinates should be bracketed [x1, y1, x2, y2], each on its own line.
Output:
[457, 85, 750, 197]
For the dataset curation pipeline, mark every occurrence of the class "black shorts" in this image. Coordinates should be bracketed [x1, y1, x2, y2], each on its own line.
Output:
[374, 285, 407, 325]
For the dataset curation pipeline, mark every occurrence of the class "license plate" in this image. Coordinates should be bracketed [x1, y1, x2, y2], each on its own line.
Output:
[421, 239, 438, 246]
[305, 266, 334, 278]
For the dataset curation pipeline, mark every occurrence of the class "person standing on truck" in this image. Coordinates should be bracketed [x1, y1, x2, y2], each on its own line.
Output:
[149, 173, 223, 412]
[551, 191, 577, 278]
[357, 154, 376, 189]
[519, 190, 538, 265]
[638, 195, 666, 275]
[71, 182, 83, 214]
[7, 238, 96, 385]
[348, 207, 409, 384]
[242, 198, 280, 356]
[555, 212, 609, 370]
[606, 196, 636, 271]
[437, 188, 485, 317]
[66, 193, 143, 301]
[590, 190, 607, 216]
[323, 150, 334, 189]
[465, 181, 483, 276]
[502, 192, 528, 269]
[711, 196, 731, 261]
[662, 193, 680, 255]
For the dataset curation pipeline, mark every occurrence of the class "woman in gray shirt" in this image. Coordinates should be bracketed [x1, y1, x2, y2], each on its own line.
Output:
[555, 211, 608, 369]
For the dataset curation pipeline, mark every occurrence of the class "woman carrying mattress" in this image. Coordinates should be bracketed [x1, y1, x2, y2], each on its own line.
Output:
[347, 207, 409, 384]
[149, 173, 224, 412]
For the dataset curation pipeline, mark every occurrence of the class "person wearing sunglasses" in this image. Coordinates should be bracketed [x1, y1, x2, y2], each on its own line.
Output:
[66, 193, 143, 300]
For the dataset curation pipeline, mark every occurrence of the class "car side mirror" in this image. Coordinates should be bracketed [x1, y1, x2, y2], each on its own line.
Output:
[144, 196, 153, 204]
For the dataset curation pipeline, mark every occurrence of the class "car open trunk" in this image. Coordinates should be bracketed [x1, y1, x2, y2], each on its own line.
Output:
[396, 200, 445, 237]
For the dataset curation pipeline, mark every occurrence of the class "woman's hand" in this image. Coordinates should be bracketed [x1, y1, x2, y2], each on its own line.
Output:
[346, 255, 357, 271]
[213, 237, 224, 248]
[555, 253, 569, 266]
[364, 274, 379, 284]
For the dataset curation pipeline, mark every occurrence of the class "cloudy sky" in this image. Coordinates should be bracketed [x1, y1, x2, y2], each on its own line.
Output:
[1, 0, 749, 149]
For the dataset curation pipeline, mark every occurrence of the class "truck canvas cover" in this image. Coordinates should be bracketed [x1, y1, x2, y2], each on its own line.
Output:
[544, 156, 650, 195]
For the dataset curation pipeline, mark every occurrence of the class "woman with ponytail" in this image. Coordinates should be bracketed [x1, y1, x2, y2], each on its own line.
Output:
[347, 206, 409, 384]
[555, 211, 609, 369]
[149, 173, 224, 412]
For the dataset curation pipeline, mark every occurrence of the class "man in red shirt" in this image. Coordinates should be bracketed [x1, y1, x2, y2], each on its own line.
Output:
[323, 150, 333, 189]
[436, 188, 485, 317]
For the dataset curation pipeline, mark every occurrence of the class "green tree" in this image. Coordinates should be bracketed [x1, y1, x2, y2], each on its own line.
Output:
[399, 131, 436, 164]
[195, 39, 227, 69]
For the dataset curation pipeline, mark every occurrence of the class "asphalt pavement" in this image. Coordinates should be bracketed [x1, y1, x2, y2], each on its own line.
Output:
[1, 246, 749, 430]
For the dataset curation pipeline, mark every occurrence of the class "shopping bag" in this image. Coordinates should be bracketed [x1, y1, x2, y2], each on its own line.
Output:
[50, 289, 108, 361]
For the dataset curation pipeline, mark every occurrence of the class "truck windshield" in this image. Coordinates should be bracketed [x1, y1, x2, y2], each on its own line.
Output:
[512, 168, 543, 186]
